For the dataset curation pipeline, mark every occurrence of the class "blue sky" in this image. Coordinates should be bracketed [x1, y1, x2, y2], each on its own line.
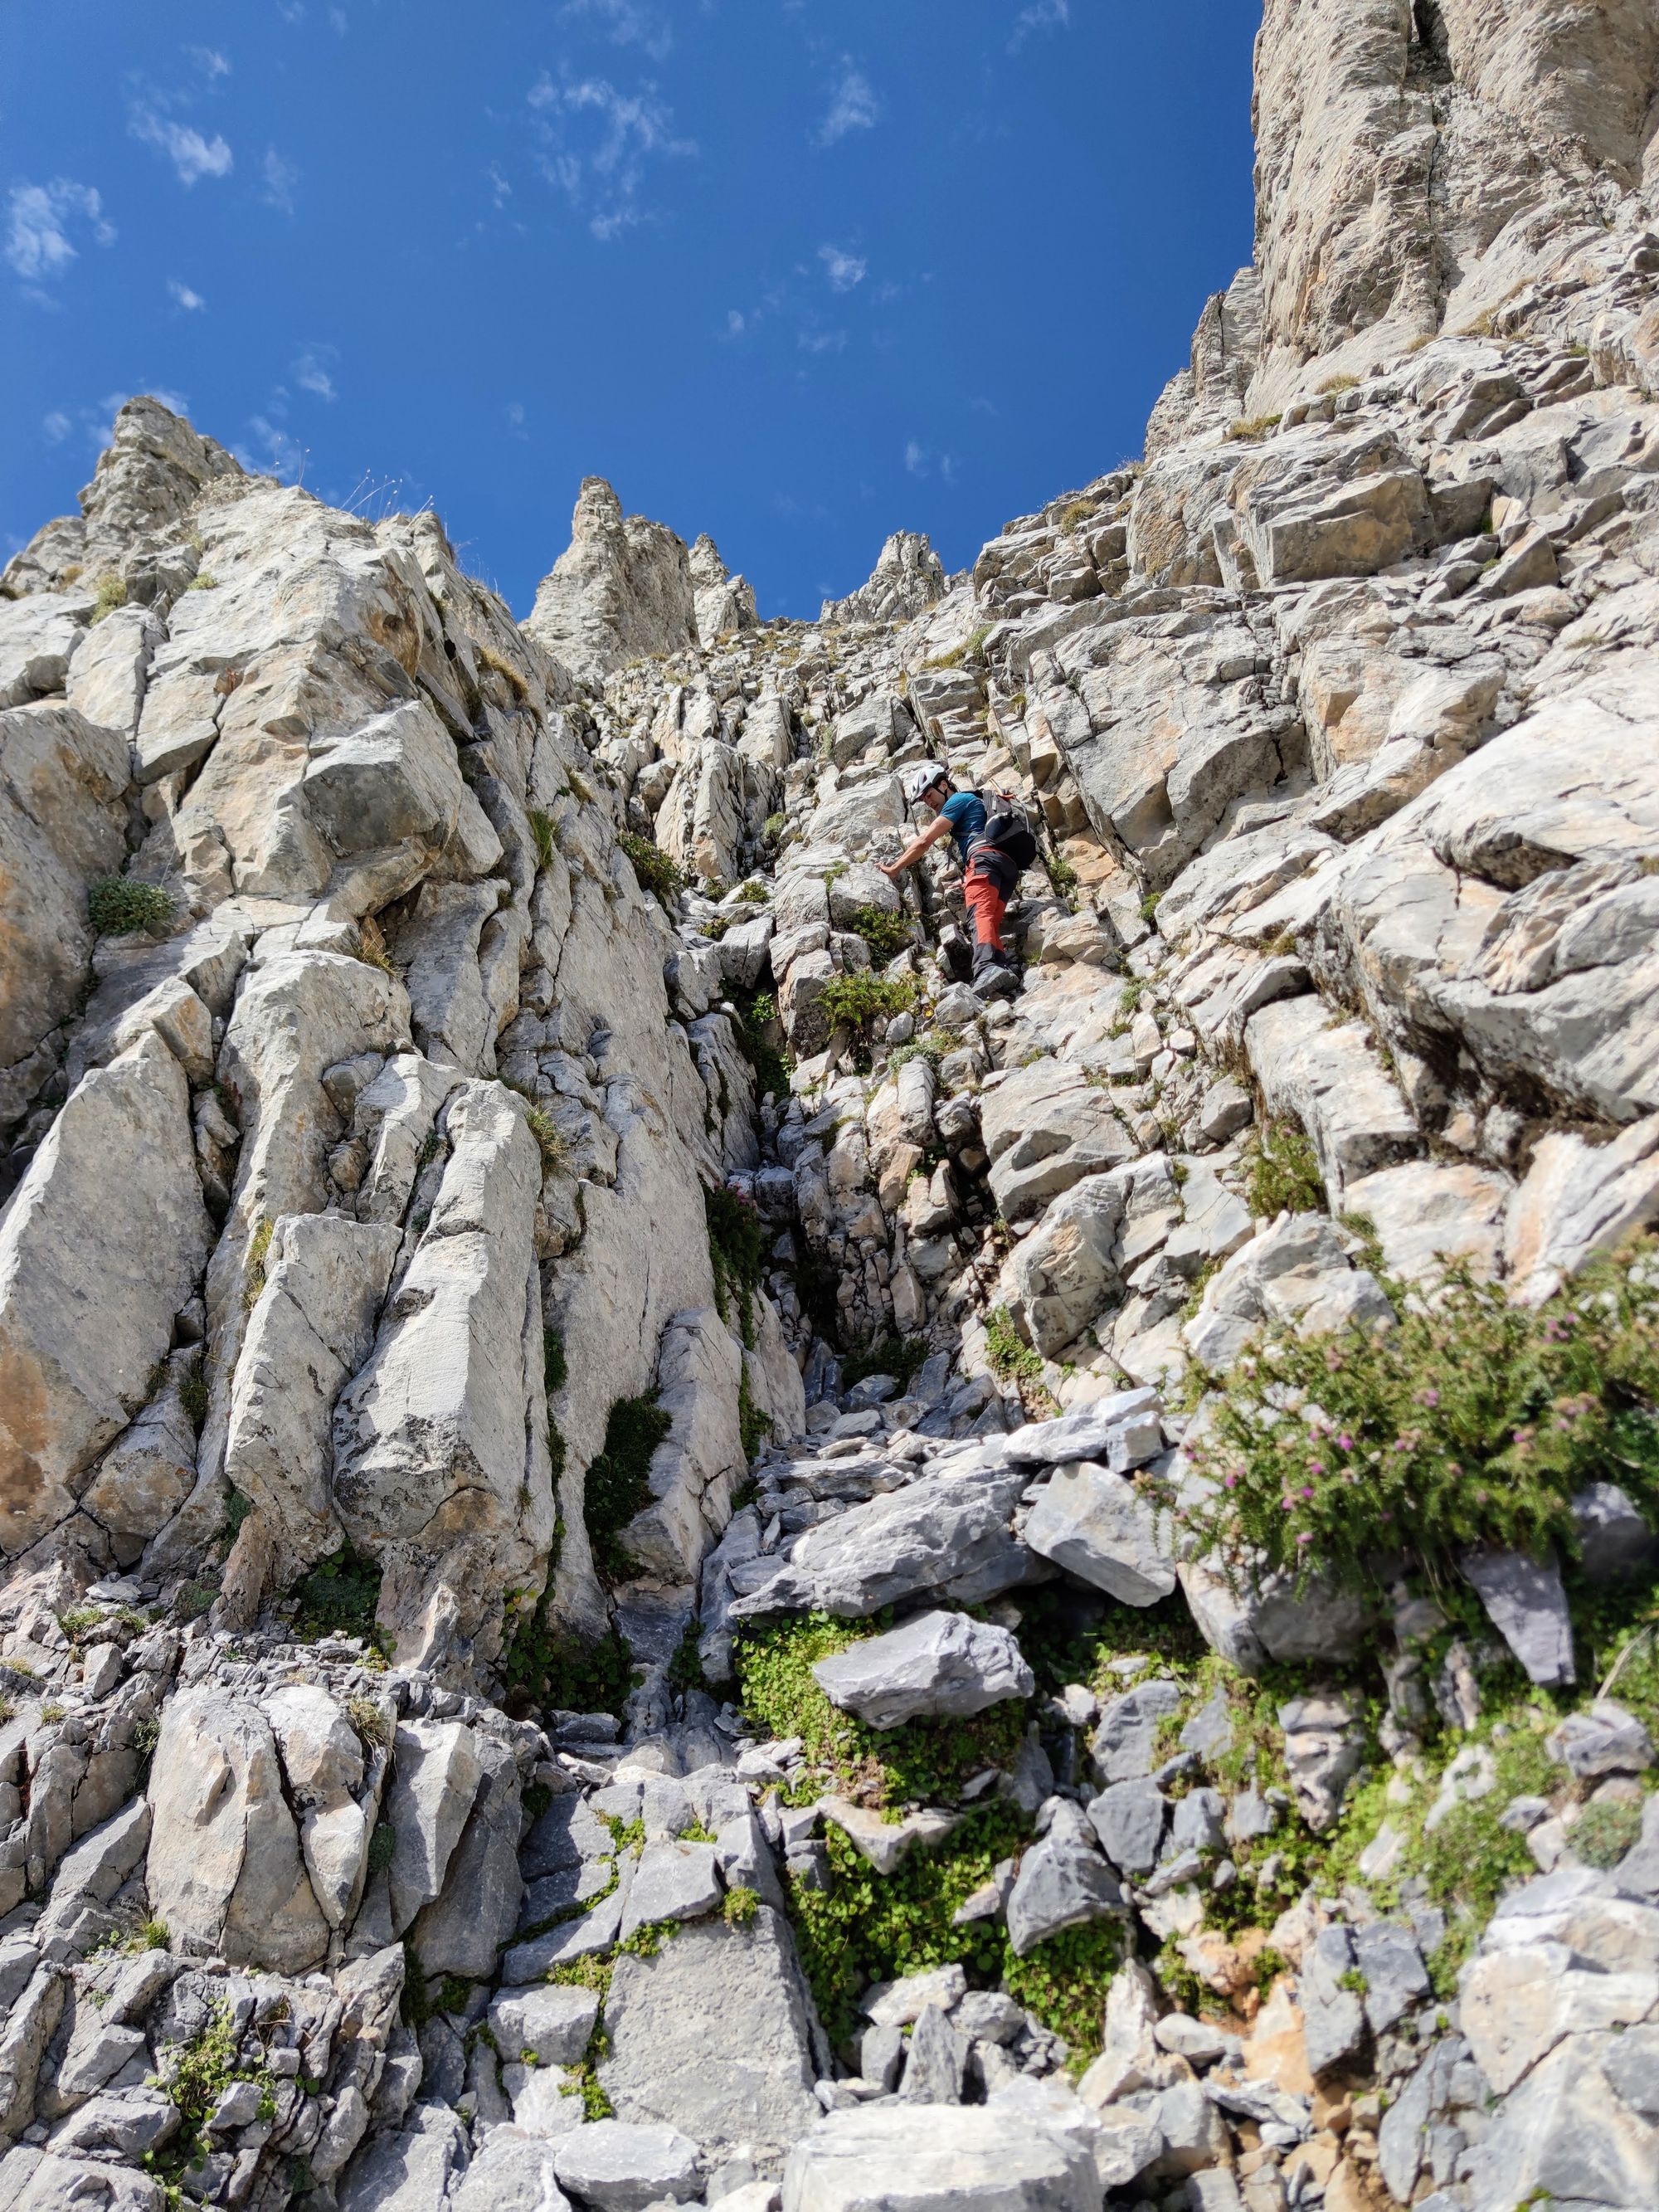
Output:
[1, 2, 1258, 618]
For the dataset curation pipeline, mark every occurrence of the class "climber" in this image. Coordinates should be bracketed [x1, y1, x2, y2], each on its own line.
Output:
[880, 762, 1036, 1001]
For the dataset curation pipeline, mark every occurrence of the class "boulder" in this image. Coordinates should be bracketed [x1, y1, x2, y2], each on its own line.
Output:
[810, 1612, 1034, 1729]
[1461, 1547, 1575, 1688]
[1004, 1801, 1122, 1956]
[731, 1465, 1031, 1620]
[552, 2122, 700, 2212]
[1004, 1389, 1162, 1470]
[1022, 1462, 1176, 1605]
[781, 2102, 1101, 2212]
[598, 1907, 824, 2153]
[145, 1687, 329, 1974]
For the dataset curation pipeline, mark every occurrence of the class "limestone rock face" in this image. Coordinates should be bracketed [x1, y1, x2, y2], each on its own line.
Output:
[0, 703, 130, 1140]
[526, 479, 698, 681]
[332, 1080, 557, 1668]
[0, 1037, 212, 1559]
[2, 3, 1659, 2200]
[689, 535, 759, 647]
[820, 533, 947, 626]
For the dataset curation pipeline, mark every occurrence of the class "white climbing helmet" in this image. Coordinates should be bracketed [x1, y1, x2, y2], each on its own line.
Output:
[903, 762, 950, 809]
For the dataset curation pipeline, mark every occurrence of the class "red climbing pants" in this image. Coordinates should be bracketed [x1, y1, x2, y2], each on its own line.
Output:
[964, 849, 1014, 952]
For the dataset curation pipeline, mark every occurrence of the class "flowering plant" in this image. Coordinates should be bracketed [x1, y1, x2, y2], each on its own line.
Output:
[1165, 1241, 1659, 1593]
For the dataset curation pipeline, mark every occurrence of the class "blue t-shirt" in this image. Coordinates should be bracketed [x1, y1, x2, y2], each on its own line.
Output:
[939, 789, 987, 861]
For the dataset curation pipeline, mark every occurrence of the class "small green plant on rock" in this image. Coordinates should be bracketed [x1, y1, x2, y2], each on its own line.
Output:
[820, 973, 915, 1068]
[90, 572, 128, 622]
[722, 1884, 761, 1927]
[706, 1182, 766, 1343]
[285, 1540, 385, 1645]
[1243, 1122, 1324, 1217]
[584, 1391, 674, 1583]
[848, 904, 912, 962]
[618, 831, 684, 907]
[87, 877, 175, 938]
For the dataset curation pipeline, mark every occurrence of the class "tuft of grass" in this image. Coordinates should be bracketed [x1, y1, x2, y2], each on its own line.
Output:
[87, 877, 174, 938]
[1243, 1122, 1324, 1217]
[90, 572, 128, 623]
[1316, 373, 1360, 397]
[186, 571, 218, 592]
[984, 1305, 1048, 1396]
[244, 1219, 274, 1309]
[839, 1334, 928, 1393]
[528, 808, 557, 870]
[477, 643, 529, 699]
[1226, 413, 1283, 441]
[355, 913, 395, 974]
[178, 1360, 209, 1435]
[618, 831, 685, 907]
[347, 1696, 392, 1752]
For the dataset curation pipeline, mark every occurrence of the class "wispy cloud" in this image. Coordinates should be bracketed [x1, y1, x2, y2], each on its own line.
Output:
[187, 46, 231, 79]
[41, 411, 71, 444]
[129, 89, 233, 185]
[488, 162, 513, 207]
[5, 179, 115, 284]
[817, 59, 879, 147]
[799, 329, 847, 354]
[237, 414, 304, 481]
[560, 0, 673, 61]
[505, 400, 528, 440]
[818, 242, 867, 293]
[905, 439, 927, 477]
[168, 277, 207, 311]
[262, 149, 299, 213]
[528, 72, 696, 240]
[1010, 0, 1069, 51]
[294, 344, 338, 401]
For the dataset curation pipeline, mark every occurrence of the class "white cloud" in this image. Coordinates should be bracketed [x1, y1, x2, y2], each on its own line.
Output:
[41, 411, 71, 444]
[1010, 0, 1069, 50]
[5, 179, 115, 283]
[168, 278, 207, 311]
[818, 243, 867, 293]
[727, 309, 746, 335]
[129, 96, 233, 185]
[799, 329, 846, 354]
[187, 46, 231, 79]
[817, 59, 879, 147]
[294, 346, 338, 402]
[560, 0, 672, 61]
[488, 162, 513, 207]
[329, 7, 349, 31]
[505, 401, 528, 440]
[905, 440, 927, 476]
[262, 149, 299, 213]
[528, 72, 696, 240]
